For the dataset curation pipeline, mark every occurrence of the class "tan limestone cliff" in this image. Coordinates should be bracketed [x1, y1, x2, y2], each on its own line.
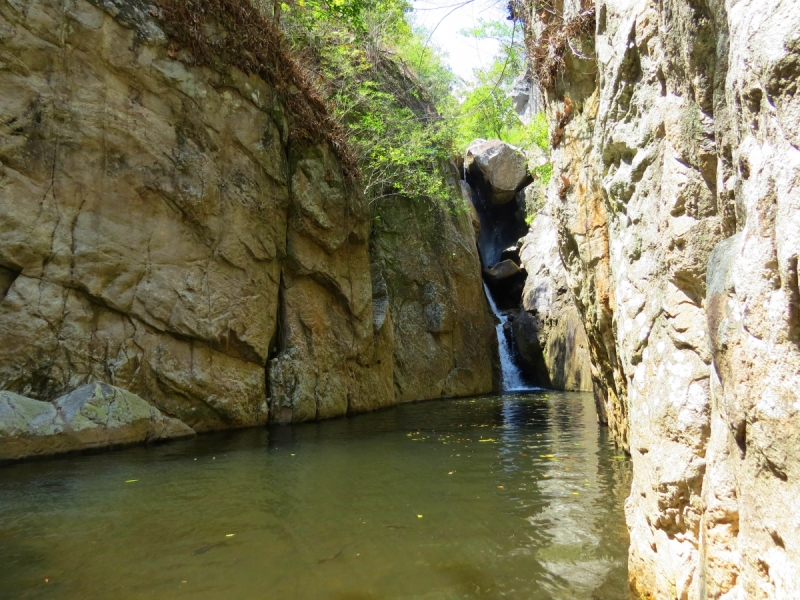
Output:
[521, 0, 800, 597]
[0, 0, 493, 436]
[371, 191, 496, 403]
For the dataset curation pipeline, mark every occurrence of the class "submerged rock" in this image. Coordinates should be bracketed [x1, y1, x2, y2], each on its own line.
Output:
[0, 383, 195, 462]
[465, 140, 530, 205]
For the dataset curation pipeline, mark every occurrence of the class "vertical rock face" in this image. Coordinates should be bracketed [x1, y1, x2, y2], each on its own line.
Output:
[0, 0, 494, 437]
[266, 144, 395, 423]
[524, 0, 800, 597]
[1, 0, 284, 431]
[371, 192, 497, 403]
[701, 4, 800, 597]
[514, 209, 592, 392]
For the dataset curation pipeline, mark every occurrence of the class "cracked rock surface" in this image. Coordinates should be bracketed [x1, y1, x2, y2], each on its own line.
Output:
[527, 0, 800, 597]
[0, 0, 495, 435]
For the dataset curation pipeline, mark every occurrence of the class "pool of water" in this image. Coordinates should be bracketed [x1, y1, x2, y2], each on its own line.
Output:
[0, 391, 632, 600]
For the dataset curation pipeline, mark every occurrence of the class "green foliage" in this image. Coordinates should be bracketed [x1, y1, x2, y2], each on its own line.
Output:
[451, 18, 527, 150]
[275, 0, 461, 206]
[454, 68, 520, 148]
[506, 111, 548, 150]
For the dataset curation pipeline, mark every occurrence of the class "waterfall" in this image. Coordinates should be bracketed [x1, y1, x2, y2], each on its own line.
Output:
[483, 283, 535, 392]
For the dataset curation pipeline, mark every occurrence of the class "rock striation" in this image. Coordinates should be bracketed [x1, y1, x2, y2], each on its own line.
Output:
[0, 0, 495, 441]
[520, 0, 800, 597]
[0, 382, 195, 462]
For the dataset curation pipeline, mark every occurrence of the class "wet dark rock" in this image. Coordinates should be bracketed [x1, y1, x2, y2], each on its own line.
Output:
[483, 260, 527, 311]
[500, 245, 522, 266]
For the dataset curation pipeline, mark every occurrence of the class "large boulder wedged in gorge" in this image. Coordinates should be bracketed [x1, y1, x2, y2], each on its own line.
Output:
[0, 383, 195, 462]
[465, 139, 530, 205]
[483, 259, 527, 310]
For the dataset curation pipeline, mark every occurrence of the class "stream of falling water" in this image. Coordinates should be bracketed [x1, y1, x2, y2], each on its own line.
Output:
[483, 283, 535, 392]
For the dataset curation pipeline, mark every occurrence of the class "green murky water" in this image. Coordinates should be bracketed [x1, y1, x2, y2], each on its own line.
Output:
[0, 391, 632, 599]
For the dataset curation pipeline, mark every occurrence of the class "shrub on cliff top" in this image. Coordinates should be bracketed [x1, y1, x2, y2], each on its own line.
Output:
[276, 0, 461, 205]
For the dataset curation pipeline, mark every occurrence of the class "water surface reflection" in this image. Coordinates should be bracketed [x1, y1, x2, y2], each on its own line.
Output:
[0, 391, 631, 599]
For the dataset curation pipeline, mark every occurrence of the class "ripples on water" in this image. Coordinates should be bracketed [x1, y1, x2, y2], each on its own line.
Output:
[0, 391, 632, 599]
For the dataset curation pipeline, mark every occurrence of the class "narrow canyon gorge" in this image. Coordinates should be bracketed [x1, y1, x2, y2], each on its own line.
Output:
[0, 0, 798, 598]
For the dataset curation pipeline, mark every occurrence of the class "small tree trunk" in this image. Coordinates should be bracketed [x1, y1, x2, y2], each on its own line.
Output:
[273, 0, 282, 26]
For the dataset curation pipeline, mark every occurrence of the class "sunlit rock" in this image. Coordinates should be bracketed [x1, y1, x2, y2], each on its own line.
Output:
[465, 139, 530, 205]
[0, 383, 195, 461]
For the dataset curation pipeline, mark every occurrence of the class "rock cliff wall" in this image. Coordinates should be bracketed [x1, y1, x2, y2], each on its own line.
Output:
[0, 0, 495, 444]
[514, 209, 593, 392]
[523, 0, 800, 597]
[371, 190, 496, 402]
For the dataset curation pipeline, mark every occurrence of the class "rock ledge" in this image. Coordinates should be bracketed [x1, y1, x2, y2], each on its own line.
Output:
[0, 383, 195, 462]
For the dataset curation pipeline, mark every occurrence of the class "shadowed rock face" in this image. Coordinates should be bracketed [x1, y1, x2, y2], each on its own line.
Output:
[370, 194, 497, 403]
[483, 259, 527, 311]
[527, 0, 800, 597]
[0, 0, 494, 434]
[514, 211, 592, 393]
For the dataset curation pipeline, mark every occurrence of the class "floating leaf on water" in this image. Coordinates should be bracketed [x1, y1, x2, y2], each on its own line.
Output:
[226, 534, 235, 537]
[417, 515, 423, 518]
[125, 479, 137, 483]
[573, 492, 579, 496]
[478, 439, 496, 443]
[497, 485, 504, 489]
[539, 454, 556, 458]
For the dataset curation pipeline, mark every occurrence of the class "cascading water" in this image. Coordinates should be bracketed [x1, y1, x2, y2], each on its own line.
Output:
[483, 283, 535, 392]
